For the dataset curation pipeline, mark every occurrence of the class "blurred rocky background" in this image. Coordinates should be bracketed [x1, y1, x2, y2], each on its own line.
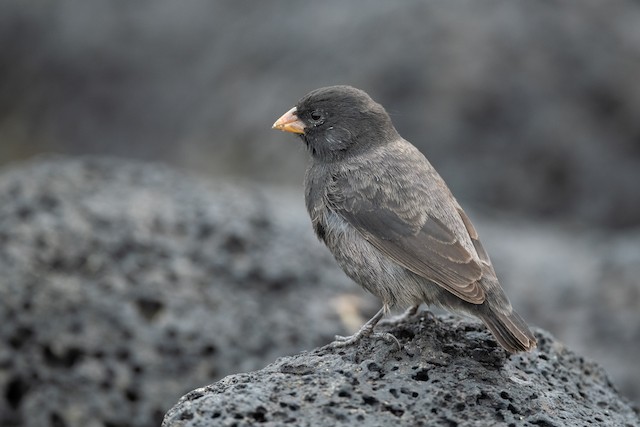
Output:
[2, 0, 640, 228]
[0, 1, 639, 426]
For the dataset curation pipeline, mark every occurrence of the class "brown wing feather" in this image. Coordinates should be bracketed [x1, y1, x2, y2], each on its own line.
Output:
[329, 161, 486, 305]
[456, 207, 491, 265]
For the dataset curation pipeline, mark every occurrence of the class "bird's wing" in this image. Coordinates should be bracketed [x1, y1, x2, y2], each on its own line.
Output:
[456, 206, 491, 266]
[326, 145, 486, 304]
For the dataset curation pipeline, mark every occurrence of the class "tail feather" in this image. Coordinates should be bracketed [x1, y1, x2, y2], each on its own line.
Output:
[480, 310, 537, 353]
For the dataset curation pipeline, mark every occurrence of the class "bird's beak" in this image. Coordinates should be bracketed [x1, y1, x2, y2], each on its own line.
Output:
[272, 107, 306, 134]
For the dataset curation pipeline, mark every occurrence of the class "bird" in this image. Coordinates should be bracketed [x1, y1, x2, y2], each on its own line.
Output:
[272, 85, 536, 353]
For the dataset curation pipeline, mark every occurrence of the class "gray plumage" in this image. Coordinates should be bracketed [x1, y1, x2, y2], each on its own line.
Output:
[274, 85, 536, 352]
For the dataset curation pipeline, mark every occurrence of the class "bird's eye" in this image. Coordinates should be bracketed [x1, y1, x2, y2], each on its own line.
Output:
[309, 110, 324, 123]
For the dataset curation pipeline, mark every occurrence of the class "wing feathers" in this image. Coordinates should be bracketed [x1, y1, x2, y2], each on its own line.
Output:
[326, 144, 490, 305]
[339, 207, 486, 304]
[456, 208, 491, 265]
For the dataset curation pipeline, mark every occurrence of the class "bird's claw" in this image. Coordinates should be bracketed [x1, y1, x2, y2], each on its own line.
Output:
[379, 305, 421, 327]
[376, 332, 401, 351]
[330, 331, 401, 351]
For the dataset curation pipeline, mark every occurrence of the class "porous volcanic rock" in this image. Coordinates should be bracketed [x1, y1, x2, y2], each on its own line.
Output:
[1, 156, 638, 427]
[0, 156, 368, 427]
[477, 218, 640, 406]
[163, 313, 640, 427]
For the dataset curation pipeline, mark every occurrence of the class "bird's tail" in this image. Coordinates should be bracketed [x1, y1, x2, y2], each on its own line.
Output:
[479, 309, 537, 353]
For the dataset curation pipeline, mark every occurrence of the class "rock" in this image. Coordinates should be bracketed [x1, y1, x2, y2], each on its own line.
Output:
[0, 157, 372, 427]
[163, 313, 639, 427]
[475, 217, 640, 405]
[0, 156, 638, 426]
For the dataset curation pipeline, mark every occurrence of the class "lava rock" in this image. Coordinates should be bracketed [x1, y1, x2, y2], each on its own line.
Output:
[0, 157, 370, 427]
[163, 313, 640, 427]
[0, 156, 638, 427]
[477, 218, 640, 405]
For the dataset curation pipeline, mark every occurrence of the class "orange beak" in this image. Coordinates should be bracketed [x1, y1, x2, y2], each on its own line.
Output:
[272, 107, 306, 134]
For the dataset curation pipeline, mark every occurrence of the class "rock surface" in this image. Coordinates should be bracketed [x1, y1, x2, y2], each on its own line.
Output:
[0, 157, 369, 427]
[477, 219, 640, 405]
[0, 157, 638, 427]
[163, 313, 639, 427]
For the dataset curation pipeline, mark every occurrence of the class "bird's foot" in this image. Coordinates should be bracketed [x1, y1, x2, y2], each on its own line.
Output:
[327, 306, 401, 351]
[331, 331, 401, 351]
[422, 309, 438, 322]
[379, 304, 421, 327]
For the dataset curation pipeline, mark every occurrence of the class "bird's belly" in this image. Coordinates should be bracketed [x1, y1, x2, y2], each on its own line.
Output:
[321, 210, 431, 308]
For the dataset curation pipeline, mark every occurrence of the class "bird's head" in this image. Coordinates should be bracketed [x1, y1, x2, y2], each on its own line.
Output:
[272, 85, 398, 162]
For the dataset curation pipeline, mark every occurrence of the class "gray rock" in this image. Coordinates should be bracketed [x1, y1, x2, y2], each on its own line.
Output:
[0, 157, 370, 427]
[163, 313, 640, 427]
[0, 156, 638, 426]
[476, 217, 640, 405]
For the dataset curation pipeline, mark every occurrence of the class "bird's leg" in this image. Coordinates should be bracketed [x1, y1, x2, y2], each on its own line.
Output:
[404, 304, 420, 317]
[331, 307, 400, 350]
[380, 304, 421, 326]
[333, 307, 385, 345]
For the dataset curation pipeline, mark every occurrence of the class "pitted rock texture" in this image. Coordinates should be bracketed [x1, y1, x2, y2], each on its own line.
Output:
[163, 314, 639, 427]
[0, 157, 367, 427]
[0, 156, 639, 426]
[477, 220, 640, 405]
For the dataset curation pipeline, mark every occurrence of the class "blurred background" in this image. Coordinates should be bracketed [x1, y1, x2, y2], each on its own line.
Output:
[2, 0, 640, 227]
[1, 1, 639, 426]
